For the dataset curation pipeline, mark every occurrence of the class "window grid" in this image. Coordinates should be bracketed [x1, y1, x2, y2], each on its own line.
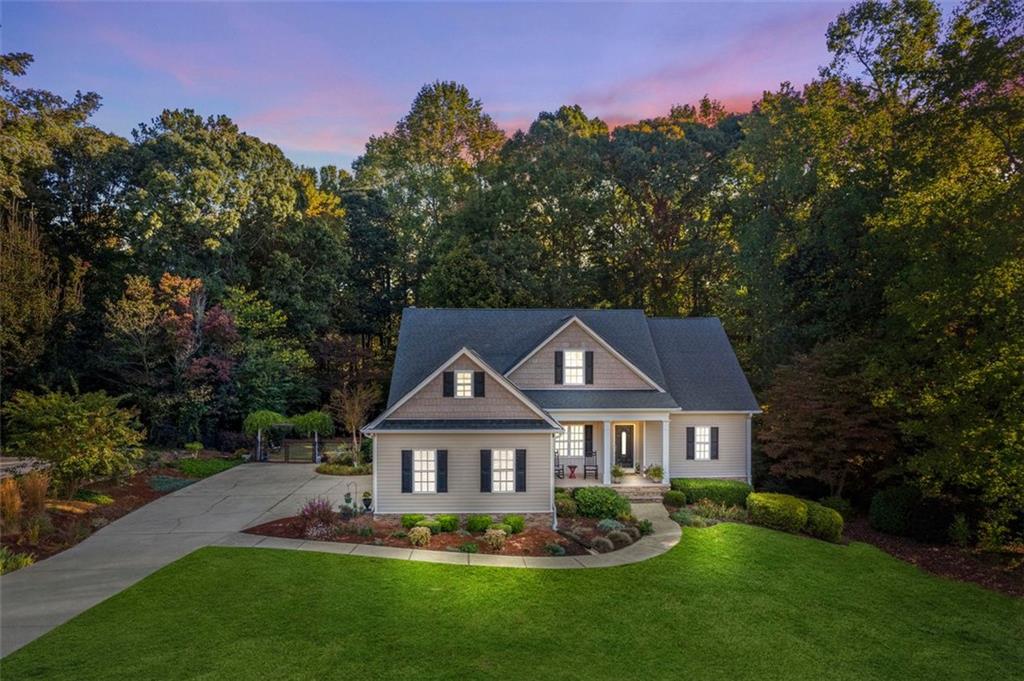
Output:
[413, 449, 436, 493]
[694, 427, 711, 460]
[455, 371, 473, 398]
[554, 424, 585, 458]
[564, 350, 584, 385]
[492, 449, 515, 493]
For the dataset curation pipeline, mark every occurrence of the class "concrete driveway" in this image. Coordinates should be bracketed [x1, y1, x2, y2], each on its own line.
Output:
[0, 464, 370, 657]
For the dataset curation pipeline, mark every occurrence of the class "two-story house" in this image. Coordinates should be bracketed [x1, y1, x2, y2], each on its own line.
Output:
[362, 308, 759, 520]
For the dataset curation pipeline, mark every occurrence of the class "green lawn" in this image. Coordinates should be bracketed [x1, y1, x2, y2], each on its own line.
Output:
[4, 524, 1021, 680]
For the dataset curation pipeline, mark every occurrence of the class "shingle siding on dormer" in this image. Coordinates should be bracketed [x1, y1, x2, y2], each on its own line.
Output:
[508, 323, 652, 390]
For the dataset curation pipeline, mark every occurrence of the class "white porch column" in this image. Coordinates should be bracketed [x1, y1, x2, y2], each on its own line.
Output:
[602, 418, 612, 484]
[661, 419, 670, 482]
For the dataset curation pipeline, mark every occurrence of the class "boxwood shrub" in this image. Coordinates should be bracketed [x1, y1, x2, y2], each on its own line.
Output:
[746, 492, 808, 533]
[662, 490, 687, 508]
[401, 513, 426, 529]
[805, 501, 844, 543]
[466, 514, 493, 533]
[869, 486, 917, 536]
[574, 487, 630, 519]
[434, 514, 459, 532]
[555, 496, 577, 517]
[670, 478, 752, 507]
[502, 514, 525, 534]
[415, 520, 442, 533]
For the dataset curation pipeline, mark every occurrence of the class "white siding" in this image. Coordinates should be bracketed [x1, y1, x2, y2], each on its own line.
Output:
[669, 413, 749, 480]
[374, 432, 552, 514]
[643, 420, 662, 470]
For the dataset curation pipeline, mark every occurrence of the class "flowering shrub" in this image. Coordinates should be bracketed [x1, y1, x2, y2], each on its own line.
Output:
[408, 526, 431, 547]
[482, 528, 507, 551]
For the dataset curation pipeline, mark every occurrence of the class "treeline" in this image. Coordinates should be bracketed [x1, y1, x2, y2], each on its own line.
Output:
[1, 1, 1021, 540]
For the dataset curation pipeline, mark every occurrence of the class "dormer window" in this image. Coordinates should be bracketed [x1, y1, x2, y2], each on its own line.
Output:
[563, 350, 584, 385]
[455, 370, 474, 398]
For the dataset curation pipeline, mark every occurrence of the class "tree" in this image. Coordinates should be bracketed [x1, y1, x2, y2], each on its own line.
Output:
[3, 389, 144, 497]
[291, 410, 335, 462]
[329, 383, 379, 453]
[242, 409, 289, 461]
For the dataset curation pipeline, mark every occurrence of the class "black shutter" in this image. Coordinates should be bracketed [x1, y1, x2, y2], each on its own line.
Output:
[480, 449, 492, 492]
[686, 427, 695, 460]
[585, 351, 594, 384]
[437, 450, 448, 492]
[515, 449, 527, 492]
[584, 424, 594, 455]
[401, 450, 413, 493]
[442, 371, 454, 397]
[554, 351, 564, 384]
[473, 371, 485, 397]
[710, 427, 719, 460]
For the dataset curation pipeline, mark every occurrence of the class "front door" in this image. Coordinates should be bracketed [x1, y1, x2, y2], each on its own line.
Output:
[614, 425, 635, 468]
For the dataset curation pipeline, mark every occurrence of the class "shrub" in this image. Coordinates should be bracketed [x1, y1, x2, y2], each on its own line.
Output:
[390, 530, 407, 539]
[908, 497, 956, 544]
[692, 499, 747, 522]
[466, 514, 493, 533]
[304, 520, 338, 540]
[671, 478, 752, 507]
[544, 542, 566, 556]
[949, 513, 972, 547]
[597, 518, 624, 533]
[662, 490, 687, 508]
[489, 523, 512, 535]
[805, 501, 844, 543]
[184, 441, 203, 455]
[555, 496, 577, 517]
[401, 514, 426, 529]
[747, 493, 808, 533]
[482, 528, 507, 551]
[416, 520, 442, 533]
[435, 514, 459, 532]
[819, 495, 853, 519]
[0, 546, 35, 574]
[74, 489, 113, 506]
[646, 465, 664, 482]
[502, 514, 525, 534]
[316, 463, 372, 476]
[623, 526, 641, 541]
[591, 536, 614, 553]
[1, 477, 23, 531]
[19, 472, 49, 515]
[4, 390, 144, 498]
[408, 526, 431, 547]
[606, 530, 632, 548]
[575, 487, 630, 519]
[300, 497, 337, 529]
[458, 542, 479, 553]
[175, 458, 240, 479]
[24, 513, 54, 543]
[148, 476, 194, 493]
[869, 486, 918, 536]
[637, 518, 654, 535]
[356, 525, 374, 537]
[671, 509, 708, 528]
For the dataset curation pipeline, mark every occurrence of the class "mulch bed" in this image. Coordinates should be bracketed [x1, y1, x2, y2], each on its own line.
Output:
[245, 516, 589, 557]
[844, 517, 1023, 598]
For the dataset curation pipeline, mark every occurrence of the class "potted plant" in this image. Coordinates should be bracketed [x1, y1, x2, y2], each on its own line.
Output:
[611, 464, 625, 484]
[647, 465, 664, 483]
[362, 490, 372, 511]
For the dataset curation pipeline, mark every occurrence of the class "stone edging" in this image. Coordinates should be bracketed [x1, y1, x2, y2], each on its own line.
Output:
[216, 502, 681, 569]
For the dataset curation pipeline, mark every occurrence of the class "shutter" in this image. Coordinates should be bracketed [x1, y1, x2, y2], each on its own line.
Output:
[515, 449, 527, 492]
[442, 371, 454, 397]
[554, 351, 564, 384]
[686, 427, 695, 460]
[710, 427, 719, 460]
[480, 449, 492, 493]
[401, 450, 413, 493]
[473, 371, 485, 397]
[584, 424, 594, 456]
[437, 450, 448, 492]
[585, 351, 594, 384]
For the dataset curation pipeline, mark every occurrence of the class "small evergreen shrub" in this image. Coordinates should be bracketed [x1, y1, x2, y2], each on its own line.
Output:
[671, 509, 708, 528]
[408, 526, 431, 547]
[74, 489, 114, 506]
[606, 530, 632, 548]
[747, 493, 808, 533]
[805, 501, 844, 543]
[416, 520, 442, 533]
[401, 514, 426, 529]
[671, 478, 752, 507]
[544, 542, 566, 556]
[482, 528, 507, 551]
[591, 536, 614, 553]
[466, 515, 493, 533]
[489, 523, 513, 535]
[662, 490, 687, 508]
[555, 496, 577, 517]
[458, 542, 479, 553]
[637, 518, 654, 535]
[597, 518, 624, 533]
[435, 514, 460, 532]
[869, 486, 918, 536]
[575, 487, 630, 518]
[502, 514, 525, 534]
[819, 495, 853, 519]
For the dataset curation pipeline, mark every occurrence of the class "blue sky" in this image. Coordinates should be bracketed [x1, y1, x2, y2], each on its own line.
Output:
[6, 2, 853, 169]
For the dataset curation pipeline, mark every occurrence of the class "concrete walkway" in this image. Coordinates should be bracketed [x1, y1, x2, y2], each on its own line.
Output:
[0, 463, 369, 658]
[213, 501, 681, 569]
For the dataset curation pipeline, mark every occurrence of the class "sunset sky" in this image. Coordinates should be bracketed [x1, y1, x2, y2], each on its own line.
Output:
[7, 2, 853, 169]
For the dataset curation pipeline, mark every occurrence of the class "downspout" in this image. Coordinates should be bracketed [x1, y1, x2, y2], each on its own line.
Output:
[550, 433, 557, 530]
[745, 414, 752, 486]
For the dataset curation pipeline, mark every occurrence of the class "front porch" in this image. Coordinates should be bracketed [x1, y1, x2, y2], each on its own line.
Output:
[555, 472, 670, 502]
[550, 412, 671, 486]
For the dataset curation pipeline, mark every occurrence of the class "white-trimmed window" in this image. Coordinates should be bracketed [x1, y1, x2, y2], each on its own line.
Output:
[694, 427, 711, 461]
[455, 370, 473, 398]
[413, 449, 437, 492]
[492, 449, 515, 493]
[564, 350, 584, 385]
[554, 424, 585, 458]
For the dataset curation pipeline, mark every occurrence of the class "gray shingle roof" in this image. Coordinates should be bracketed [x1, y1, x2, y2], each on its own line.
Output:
[523, 390, 679, 410]
[385, 308, 758, 413]
[374, 419, 558, 431]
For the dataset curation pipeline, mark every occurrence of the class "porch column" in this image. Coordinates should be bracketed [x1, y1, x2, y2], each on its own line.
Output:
[662, 419, 670, 483]
[602, 418, 612, 484]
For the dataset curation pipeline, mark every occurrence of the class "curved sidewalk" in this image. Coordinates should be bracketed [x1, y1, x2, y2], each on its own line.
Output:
[215, 501, 681, 568]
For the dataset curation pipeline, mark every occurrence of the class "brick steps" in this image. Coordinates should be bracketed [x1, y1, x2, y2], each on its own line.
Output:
[617, 485, 670, 503]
